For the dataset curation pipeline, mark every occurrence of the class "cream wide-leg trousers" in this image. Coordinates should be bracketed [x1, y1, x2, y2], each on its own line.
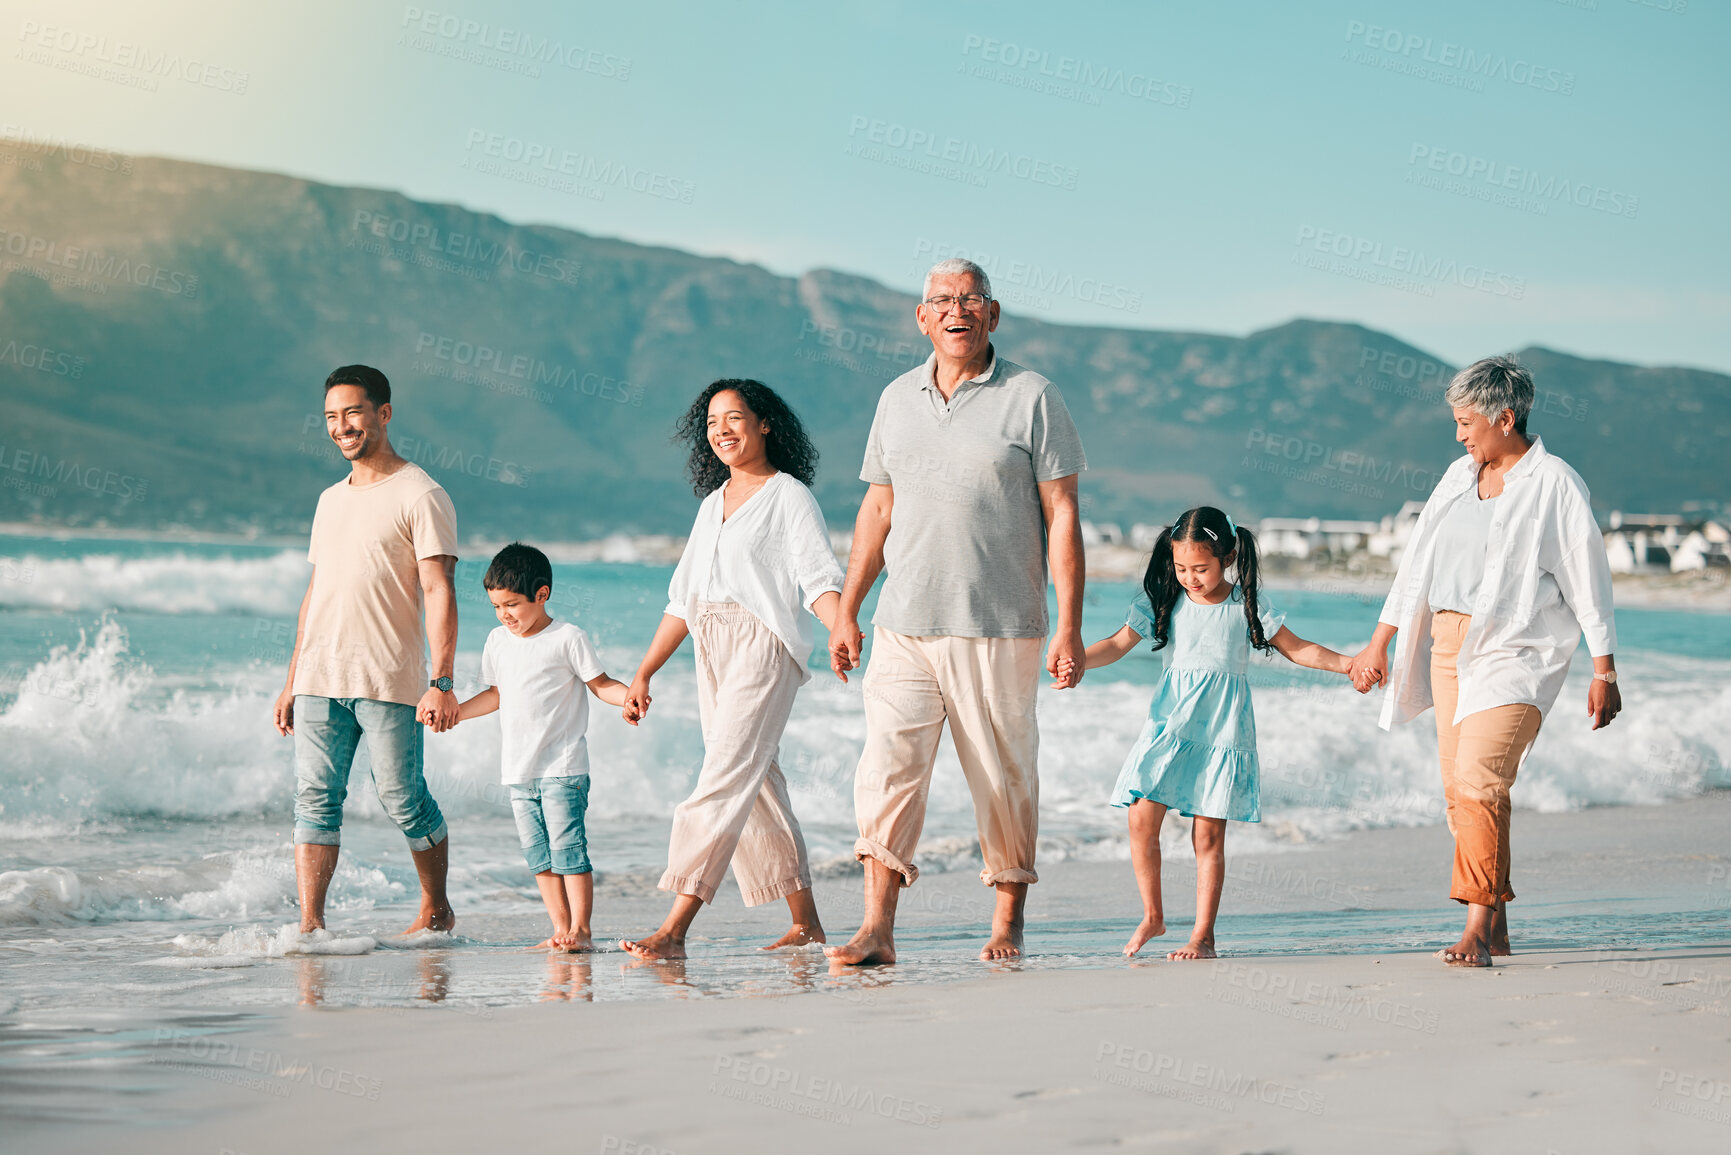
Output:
[659, 601, 812, 906]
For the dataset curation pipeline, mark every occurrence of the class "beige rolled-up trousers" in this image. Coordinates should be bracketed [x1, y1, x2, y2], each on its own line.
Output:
[659, 602, 811, 906]
[853, 627, 1043, 888]
[1429, 611, 1543, 908]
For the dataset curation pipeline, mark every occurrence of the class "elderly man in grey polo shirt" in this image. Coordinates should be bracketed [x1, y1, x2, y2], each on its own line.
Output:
[826, 257, 1087, 963]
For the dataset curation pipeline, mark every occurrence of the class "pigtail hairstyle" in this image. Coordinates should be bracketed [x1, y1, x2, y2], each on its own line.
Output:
[1139, 506, 1273, 653]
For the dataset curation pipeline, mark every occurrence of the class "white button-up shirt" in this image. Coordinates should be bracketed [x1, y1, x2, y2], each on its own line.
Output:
[1378, 436, 1616, 729]
[665, 471, 845, 681]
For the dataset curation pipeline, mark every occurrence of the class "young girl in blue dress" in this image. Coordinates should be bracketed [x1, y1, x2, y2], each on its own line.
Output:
[1072, 506, 1358, 960]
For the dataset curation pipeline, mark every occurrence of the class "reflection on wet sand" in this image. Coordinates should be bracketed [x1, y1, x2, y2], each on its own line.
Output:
[541, 955, 593, 1002]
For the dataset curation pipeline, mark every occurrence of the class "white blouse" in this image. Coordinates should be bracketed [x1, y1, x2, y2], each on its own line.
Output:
[665, 471, 845, 681]
[1377, 437, 1616, 729]
[1427, 492, 1499, 615]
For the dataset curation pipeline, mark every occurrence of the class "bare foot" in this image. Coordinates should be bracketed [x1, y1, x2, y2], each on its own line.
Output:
[532, 935, 561, 950]
[564, 934, 594, 953]
[1488, 906, 1512, 956]
[1123, 917, 1166, 957]
[619, 929, 686, 960]
[1167, 937, 1216, 961]
[824, 927, 896, 966]
[403, 906, 455, 936]
[1435, 942, 1491, 967]
[762, 923, 826, 950]
[980, 926, 1023, 961]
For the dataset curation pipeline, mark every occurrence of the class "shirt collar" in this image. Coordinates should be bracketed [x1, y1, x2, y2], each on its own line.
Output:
[1505, 435, 1548, 482]
[918, 347, 999, 394]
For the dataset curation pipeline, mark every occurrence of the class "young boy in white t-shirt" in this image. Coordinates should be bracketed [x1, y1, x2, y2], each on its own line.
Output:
[456, 543, 627, 951]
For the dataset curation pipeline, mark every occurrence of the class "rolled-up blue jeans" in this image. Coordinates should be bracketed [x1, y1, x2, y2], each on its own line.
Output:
[293, 695, 448, 850]
[510, 775, 591, 875]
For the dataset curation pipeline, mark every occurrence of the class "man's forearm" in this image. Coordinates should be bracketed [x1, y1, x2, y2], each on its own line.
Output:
[425, 587, 457, 678]
[840, 494, 892, 619]
[1049, 515, 1084, 630]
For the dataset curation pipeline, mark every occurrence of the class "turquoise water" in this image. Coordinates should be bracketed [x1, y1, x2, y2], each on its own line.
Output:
[0, 534, 1727, 1019]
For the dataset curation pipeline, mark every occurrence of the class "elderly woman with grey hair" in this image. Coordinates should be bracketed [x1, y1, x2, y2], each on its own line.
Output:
[1350, 355, 1620, 967]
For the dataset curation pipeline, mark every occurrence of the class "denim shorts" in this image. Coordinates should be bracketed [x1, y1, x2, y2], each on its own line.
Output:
[509, 775, 591, 875]
[292, 696, 448, 850]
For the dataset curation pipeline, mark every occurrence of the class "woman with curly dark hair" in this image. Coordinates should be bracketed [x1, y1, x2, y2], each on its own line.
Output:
[619, 380, 846, 960]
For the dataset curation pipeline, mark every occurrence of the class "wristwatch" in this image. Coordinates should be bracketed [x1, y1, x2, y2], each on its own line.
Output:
[1592, 671, 1617, 684]
[430, 676, 454, 693]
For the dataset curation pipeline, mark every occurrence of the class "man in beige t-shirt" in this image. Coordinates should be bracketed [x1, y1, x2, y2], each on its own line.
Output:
[273, 364, 460, 937]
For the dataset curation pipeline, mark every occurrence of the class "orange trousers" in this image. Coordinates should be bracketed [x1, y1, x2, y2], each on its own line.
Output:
[1429, 612, 1543, 907]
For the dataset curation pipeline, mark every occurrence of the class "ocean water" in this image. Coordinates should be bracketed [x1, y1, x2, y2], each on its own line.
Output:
[1, 535, 1728, 1019]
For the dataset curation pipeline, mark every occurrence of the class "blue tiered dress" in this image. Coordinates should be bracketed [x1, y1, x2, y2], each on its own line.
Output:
[1109, 587, 1285, 822]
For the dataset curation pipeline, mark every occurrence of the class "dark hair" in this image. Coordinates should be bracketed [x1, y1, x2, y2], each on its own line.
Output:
[673, 379, 818, 496]
[1139, 506, 1270, 653]
[324, 364, 391, 408]
[483, 542, 553, 600]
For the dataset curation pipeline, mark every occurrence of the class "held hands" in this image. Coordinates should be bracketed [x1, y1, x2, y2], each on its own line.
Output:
[416, 687, 460, 732]
[828, 617, 862, 683]
[1047, 627, 1084, 690]
[1346, 642, 1388, 695]
[622, 675, 651, 726]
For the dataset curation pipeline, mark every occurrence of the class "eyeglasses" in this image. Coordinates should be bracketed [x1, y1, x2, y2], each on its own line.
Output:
[921, 293, 992, 314]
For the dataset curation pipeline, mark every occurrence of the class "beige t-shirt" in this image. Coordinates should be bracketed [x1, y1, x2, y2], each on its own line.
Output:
[293, 462, 458, 706]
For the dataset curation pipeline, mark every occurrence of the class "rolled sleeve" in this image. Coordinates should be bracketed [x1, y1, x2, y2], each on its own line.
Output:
[1031, 384, 1087, 481]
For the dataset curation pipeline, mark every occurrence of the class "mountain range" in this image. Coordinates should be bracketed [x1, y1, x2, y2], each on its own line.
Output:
[1, 148, 1725, 541]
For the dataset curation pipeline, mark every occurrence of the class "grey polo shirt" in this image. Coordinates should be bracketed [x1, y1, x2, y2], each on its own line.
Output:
[860, 350, 1087, 638]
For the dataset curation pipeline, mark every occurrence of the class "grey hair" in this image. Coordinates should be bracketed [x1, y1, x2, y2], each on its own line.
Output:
[1444, 355, 1534, 436]
[922, 258, 993, 302]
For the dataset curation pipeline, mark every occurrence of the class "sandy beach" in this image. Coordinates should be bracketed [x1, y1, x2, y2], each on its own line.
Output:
[8, 794, 1729, 1154]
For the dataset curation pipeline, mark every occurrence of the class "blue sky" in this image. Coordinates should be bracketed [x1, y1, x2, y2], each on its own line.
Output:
[6, 0, 1727, 370]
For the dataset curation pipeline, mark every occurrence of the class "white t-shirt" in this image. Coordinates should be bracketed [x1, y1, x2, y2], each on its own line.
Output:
[478, 619, 607, 784]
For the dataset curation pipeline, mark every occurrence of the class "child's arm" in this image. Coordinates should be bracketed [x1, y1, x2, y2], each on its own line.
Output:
[1268, 627, 1352, 676]
[585, 673, 629, 709]
[456, 686, 499, 721]
[1083, 625, 1144, 670]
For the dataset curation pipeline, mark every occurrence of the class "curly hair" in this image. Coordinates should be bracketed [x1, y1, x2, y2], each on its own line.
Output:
[673, 379, 819, 496]
[1140, 505, 1272, 654]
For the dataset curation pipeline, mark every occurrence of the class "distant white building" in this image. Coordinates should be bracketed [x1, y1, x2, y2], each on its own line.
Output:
[1079, 520, 1124, 547]
[1603, 512, 1730, 573]
[1256, 516, 1383, 559]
